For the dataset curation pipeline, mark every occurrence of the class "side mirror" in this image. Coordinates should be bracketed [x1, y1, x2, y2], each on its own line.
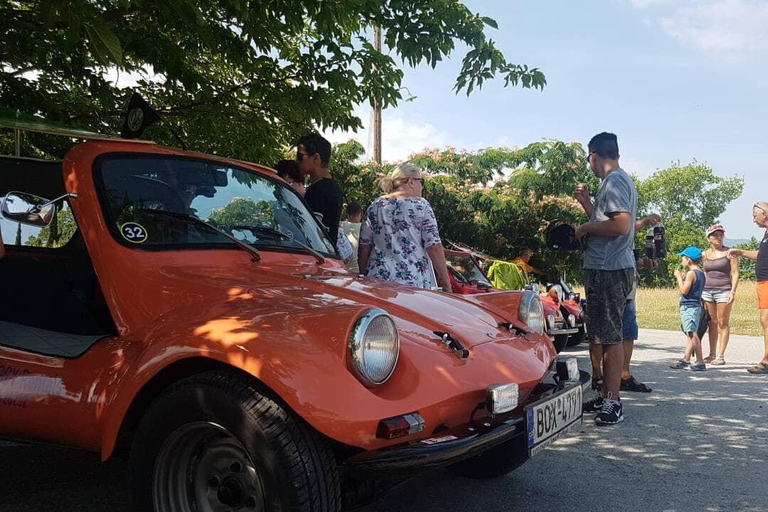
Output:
[1, 191, 55, 228]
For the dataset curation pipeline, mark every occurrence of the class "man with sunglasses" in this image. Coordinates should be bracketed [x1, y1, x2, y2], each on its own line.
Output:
[727, 201, 768, 374]
[296, 133, 344, 243]
[573, 132, 638, 425]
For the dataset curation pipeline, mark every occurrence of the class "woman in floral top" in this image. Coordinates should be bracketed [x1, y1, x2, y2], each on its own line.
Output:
[358, 163, 452, 290]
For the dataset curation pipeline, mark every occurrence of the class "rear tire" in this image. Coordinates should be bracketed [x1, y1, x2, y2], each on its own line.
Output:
[129, 371, 341, 512]
[446, 435, 528, 479]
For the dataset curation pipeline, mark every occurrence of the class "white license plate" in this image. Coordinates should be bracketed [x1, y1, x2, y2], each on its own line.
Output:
[525, 385, 582, 456]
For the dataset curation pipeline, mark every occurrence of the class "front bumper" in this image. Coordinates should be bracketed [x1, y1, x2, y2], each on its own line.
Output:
[549, 327, 579, 338]
[344, 369, 590, 477]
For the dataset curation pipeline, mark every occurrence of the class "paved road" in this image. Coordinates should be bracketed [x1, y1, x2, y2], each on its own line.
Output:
[2, 329, 768, 512]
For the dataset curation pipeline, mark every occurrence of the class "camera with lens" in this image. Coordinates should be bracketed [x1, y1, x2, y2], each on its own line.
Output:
[645, 225, 667, 260]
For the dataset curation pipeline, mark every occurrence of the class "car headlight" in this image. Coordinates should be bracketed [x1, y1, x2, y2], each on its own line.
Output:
[349, 308, 400, 387]
[568, 314, 576, 328]
[519, 290, 545, 334]
[549, 284, 564, 303]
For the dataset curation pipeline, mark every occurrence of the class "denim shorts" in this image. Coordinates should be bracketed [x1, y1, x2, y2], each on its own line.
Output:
[680, 305, 701, 334]
[622, 300, 639, 340]
[701, 289, 730, 304]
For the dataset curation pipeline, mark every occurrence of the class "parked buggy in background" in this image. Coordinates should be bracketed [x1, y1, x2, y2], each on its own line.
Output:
[444, 248, 579, 353]
[0, 118, 589, 512]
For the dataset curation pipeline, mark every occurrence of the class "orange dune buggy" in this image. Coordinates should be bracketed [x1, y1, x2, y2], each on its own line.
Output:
[0, 137, 587, 511]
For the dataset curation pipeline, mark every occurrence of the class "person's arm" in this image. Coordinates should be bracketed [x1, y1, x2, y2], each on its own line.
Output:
[357, 207, 373, 275]
[675, 269, 696, 294]
[426, 244, 452, 291]
[636, 213, 662, 231]
[574, 183, 594, 217]
[727, 248, 759, 261]
[637, 257, 659, 270]
[358, 245, 372, 275]
[728, 254, 740, 304]
[575, 211, 631, 239]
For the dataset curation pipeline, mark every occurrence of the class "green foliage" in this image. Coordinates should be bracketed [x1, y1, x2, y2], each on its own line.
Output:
[636, 161, 744, 286]
[327, 140, 383, 209]
[208, 198, 273, 232]
[331, 140, 597, 282]
[24, 206, 77, 247]
[638, 161, 744, 229]
[332, 142, 744, 286]
[0, 0, 545, 162]
[736, 237, 760, 281]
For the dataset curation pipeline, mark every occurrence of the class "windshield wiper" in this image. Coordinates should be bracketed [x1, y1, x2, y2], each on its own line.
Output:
[135, 209, 261, 262]
[231, 225, 326, 264]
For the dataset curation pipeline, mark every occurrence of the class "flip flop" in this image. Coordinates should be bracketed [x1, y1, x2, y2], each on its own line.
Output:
[747, 363, 768, 374]
[703, 355, 716, 363]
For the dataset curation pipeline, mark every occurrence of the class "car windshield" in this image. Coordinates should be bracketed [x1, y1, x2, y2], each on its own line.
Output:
[445, 253, 492, 287]
[97, 156, 336, 255]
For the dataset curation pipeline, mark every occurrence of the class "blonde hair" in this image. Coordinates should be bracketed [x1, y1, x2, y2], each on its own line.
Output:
[377, 163, 422, 193]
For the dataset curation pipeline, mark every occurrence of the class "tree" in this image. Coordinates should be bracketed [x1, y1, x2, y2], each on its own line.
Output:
[636, 161, 744, 286]
[25, 206, 78, 247]
[404, 141, 598, 281]
[1, 0, 546, 162]
[208, 198, 274, 232]
[735, 237, 759, 281]
[638, 161, 744, 229]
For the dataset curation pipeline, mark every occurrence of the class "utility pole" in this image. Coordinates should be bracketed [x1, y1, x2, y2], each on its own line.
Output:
[372, 25, 382, 165]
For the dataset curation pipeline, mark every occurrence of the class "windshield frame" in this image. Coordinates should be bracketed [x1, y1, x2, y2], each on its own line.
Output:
[92, 152, 340, 258]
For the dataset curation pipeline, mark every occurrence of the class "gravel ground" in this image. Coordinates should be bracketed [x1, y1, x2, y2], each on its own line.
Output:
[2, 328, 767, 512]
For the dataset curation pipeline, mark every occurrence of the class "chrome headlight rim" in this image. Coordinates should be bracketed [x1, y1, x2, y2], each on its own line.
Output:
[550, 284, 564, 303]
[519, 290, 545, 334]
[349, 308, 400, 387]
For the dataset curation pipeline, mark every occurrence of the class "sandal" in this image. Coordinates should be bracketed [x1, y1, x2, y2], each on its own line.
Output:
[710, 356, 725, 365]
[620, 375, 653, 393]
[591, 375, 603, 391]
[747, 363, 768, 374]
[703, 355, 716, 363]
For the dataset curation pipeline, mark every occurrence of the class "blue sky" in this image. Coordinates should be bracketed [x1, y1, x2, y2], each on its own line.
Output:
[327, 0, 768, 240]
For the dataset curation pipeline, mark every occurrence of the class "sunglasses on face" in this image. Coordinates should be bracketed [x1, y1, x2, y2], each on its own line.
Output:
[296, 151, 314, 161]
[584, 152, 595, 165]
[412, 177, 425, 184]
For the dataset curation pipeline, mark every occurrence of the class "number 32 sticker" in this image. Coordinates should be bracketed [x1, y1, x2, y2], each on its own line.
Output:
[120, 222, 148, 244]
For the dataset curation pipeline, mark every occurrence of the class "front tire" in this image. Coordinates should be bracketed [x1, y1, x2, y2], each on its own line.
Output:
[129, 371, 341, 512]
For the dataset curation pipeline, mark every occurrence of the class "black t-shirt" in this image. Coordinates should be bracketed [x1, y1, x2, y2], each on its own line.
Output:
[757, 232, 768, 281]
[305, 178, 344, 243]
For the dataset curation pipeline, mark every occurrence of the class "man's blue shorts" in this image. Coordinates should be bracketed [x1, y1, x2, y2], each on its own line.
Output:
[622, 300, 639, 340]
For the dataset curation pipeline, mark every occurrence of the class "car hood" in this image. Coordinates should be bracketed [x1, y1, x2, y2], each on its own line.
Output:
[239, 266, 537, 351]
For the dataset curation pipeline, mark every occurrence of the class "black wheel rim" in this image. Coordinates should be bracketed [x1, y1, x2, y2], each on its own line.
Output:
[153, 422, 266, 512]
